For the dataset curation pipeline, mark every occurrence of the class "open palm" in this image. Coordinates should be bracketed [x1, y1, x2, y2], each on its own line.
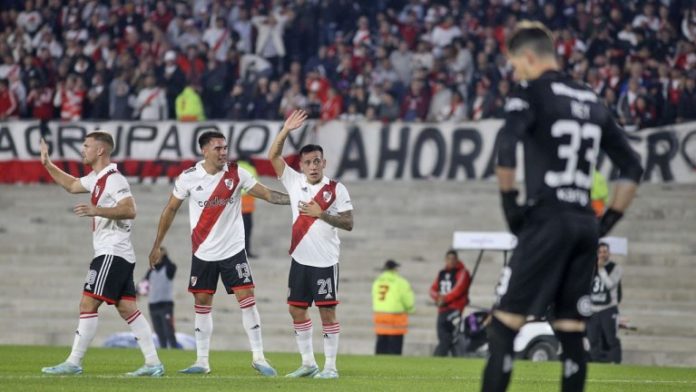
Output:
[284, 110, 308, 132]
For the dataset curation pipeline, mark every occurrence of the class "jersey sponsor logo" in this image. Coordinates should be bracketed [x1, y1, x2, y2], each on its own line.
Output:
[551, 82, 597, 102]
[197, 196, 235, 208]
[190, 276, 198, 287]
[556, 187, 589, 206]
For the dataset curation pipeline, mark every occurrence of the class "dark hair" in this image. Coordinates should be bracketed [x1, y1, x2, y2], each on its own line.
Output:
[86, 131, 114, 151]
[299, 144, 324, 157]
[446, 249, 458, 258]
[506, 21, 556, 57]
[598, 242, 610, 250]
[198, 131, 225, 149]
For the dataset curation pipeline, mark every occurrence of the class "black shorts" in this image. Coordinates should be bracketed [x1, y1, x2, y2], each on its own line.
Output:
[287, 259, 339, 307]
[188, 250, 255, 294]
[83, 254, 136, 304]
[495, 210, 598, 320]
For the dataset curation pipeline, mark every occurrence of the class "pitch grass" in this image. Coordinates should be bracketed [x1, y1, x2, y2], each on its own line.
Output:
[1, 346, 695, 392]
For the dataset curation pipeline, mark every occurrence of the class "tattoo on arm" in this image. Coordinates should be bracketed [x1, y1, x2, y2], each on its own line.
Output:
[269, 190, 290, 205]
[320, 211, 353, 231]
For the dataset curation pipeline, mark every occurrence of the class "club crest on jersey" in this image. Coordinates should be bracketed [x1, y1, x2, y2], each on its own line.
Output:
[224, 179, 234, 190]
[190, 276, 198, 287]
[322, 191, 333, 202]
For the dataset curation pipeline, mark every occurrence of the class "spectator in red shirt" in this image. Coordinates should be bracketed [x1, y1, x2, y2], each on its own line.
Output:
[0, 79, 19, 119]
[26, 78, 54, 121]
[429, 250, 471, 357]
[401, 79, 430, 121]
[320, 87, 343, 121]
[150, 0, 174, 32]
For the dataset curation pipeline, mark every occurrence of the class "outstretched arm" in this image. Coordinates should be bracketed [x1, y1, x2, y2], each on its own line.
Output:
[40, 138, 88, 194]
[268, 109, 308, 178]
[247, 182, 290, 205]
[149, 194, 184, 268]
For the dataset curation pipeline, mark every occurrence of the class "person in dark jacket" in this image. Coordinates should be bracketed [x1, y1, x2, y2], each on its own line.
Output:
[429, 249, 471, 357]
[139, 246, 179, 349]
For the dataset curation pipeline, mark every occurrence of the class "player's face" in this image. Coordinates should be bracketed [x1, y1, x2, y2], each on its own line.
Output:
[597, 246, 610, 263]
[203, 138, 228, 170]
[81, 138, 100, 165]
[300, 150, 326, 184]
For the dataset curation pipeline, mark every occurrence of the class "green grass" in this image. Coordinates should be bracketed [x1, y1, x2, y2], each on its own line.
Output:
[1, 345, 695, 391]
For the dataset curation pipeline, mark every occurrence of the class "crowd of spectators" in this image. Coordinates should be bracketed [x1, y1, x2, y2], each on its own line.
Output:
[0, 0, 695, 131]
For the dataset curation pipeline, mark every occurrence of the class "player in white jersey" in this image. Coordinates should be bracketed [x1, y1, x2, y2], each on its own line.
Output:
[148, 130, 290, 376]
[269, 110, 354, 379]
[39, 131, 163, 377]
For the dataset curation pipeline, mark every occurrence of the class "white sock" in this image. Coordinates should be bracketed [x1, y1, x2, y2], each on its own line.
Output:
[194, 305, 213, 367]
[126, 310, 160, 366]
[322, 322, 340, 371]
[239, 297, 264, 361]
[293, 319, 316, 366]
[67, 312, 98, 366]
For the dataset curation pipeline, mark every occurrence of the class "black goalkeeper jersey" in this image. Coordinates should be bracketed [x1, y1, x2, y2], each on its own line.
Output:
[496, 70, 643, 215]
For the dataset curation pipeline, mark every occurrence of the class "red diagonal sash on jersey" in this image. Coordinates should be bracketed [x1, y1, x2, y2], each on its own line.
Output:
[191, 163, 239, 254]
[213, 29, 229, 53]
[289, 180, 337, 255]
[90, 169, 117, 231]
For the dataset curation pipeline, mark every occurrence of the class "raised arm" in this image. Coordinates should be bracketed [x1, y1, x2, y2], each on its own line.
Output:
[40, 138, 88, 194]
[268, 109, 308, 177]
[247, 182, 290, 205]
[148, 194, 184, 268]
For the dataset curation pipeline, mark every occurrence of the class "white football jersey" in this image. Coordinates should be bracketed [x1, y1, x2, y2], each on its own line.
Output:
[173, 161, 256, 261]
[279, 165, 352, 267]
[79, 163, 136, 263]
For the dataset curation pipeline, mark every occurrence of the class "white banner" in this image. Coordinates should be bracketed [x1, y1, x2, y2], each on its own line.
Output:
[1, 120, 695, 183]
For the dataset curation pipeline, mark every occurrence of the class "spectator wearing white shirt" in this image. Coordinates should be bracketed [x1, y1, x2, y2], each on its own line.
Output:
[203, 16, 231, 62]
[431, 16, 462, 57]
[134, 74, 168, 120]
[17, 0, 42, 35]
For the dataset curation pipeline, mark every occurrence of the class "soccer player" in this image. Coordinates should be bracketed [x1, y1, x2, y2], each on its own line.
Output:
[39, 132, 164, 377]
[481, 21, 643, 392]
[268, 110, 354, 379]
[148, 130, 288, 376]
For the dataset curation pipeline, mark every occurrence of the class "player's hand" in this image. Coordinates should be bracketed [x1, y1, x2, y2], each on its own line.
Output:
[40, 138, 50, 166]
[299, 200, 323, 218]
[282, 109, 308, 132]
[149, 246, 162, 269]
[73, 203, 97, 217]
[598, 208, 623, 237]
[501, 190, 525, 235]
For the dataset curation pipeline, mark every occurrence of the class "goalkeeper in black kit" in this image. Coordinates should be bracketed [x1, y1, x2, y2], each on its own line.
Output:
[480, 21, 643, 392]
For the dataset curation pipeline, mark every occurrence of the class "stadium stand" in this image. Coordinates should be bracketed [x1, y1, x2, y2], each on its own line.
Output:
[1, 0, 696, 128]
[1, 180, 695, 366]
